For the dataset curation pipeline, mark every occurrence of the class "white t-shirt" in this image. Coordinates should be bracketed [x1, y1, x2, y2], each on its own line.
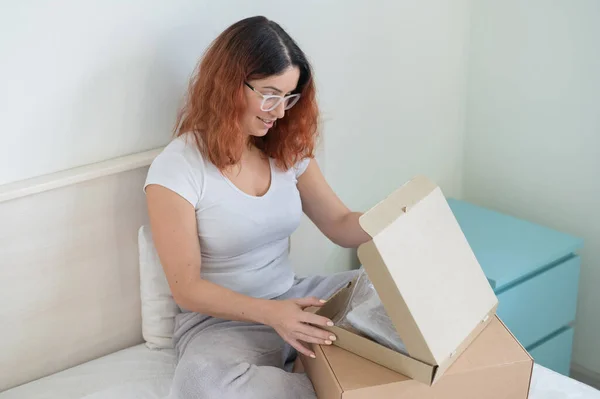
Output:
[144, 133, 310, 299]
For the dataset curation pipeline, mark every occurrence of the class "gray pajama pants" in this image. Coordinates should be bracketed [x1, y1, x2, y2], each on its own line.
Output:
[167, 270, 358, 399]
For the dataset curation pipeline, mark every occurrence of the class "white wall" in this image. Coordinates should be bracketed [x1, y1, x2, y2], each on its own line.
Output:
[464, 1, 600, 374]
[1, 1, 471, 276]
[289, 1, 472, 274]
[10, 0, 599, 380]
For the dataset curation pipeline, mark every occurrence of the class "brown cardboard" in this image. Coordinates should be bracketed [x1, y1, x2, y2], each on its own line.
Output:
[301, 316, 533, 399]
[317, 280, 437, 383]
[316, 176, 499, 384]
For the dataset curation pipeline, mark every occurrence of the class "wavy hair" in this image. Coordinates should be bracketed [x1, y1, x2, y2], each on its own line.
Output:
[174, 16, 319, 170]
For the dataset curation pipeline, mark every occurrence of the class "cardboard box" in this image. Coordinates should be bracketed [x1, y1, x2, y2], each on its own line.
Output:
[300, 316, 533, 399]
[312, 175, 501, 385]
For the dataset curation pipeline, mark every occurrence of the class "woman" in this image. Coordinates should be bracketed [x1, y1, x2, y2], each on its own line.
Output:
[145, 16, 370, 399]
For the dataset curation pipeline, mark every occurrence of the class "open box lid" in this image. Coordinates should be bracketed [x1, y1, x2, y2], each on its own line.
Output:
[357, 175, 498, 367]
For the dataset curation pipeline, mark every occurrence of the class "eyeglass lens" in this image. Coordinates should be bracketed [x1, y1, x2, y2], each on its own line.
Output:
[263, 96, 300, 111]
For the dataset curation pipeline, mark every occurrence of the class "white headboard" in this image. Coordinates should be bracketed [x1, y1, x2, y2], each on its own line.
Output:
[0, 149, 161, 391]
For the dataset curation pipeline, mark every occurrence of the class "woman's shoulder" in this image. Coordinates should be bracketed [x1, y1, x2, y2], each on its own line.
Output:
[292, 157, 311, 175]
[148, 133, 210, 179]
[157, 133, 204, 164]
[145, 133, 207, 207]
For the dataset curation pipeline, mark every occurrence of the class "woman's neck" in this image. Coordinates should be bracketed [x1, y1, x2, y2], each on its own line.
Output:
[241, 140, 266, 161]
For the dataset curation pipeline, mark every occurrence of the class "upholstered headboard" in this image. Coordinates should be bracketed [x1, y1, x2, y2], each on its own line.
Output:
[0, 149, 161, 391]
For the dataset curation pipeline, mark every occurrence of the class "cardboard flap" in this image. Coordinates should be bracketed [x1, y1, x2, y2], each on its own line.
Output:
[358, 176, 437, 237]
[358, 176, 498, 366]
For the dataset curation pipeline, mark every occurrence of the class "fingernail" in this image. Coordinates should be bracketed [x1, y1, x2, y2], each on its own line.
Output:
[329, 335, 336, 341]
[327, 321, 334, 327]
[310, 353, 316, 358]
[325, 340, 332, 345]
[319, 299, 327, 303]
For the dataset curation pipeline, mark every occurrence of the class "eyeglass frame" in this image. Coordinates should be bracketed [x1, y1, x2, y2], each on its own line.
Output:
[244, 82, 301, 112]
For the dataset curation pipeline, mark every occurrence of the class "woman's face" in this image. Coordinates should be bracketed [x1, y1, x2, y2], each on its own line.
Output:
[242, 66, 300, 138]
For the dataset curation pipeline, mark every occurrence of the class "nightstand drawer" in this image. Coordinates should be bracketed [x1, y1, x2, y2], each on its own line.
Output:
[496, 256, 580, 348]
[529, 327, 575, 376]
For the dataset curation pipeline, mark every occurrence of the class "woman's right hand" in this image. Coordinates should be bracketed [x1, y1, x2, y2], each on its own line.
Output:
[264, 297, 337, 358]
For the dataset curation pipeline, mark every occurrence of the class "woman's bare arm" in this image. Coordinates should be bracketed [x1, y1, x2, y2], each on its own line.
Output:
[297, 159, 371, 248]
[145, 184, 334, 357]
[145, 184, 277, 323]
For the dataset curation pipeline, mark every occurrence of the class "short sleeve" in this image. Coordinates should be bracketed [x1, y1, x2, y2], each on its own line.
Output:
[293, 157, 311, 180]
[144, 151, 203, 208]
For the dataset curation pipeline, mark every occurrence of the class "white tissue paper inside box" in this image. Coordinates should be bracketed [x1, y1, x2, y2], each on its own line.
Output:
[337, 268, 407, 355]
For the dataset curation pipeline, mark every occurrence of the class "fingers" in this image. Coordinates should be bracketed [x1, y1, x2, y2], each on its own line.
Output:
[289, 338, 315, 358]
[295, 331, 334, 346]
[297, 323, 337, 343]
[300, 311, 335, 328]
[294, 296, 326, 309]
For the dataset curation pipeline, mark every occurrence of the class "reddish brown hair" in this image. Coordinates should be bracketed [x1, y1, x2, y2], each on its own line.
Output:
[174, 16, 319, 170]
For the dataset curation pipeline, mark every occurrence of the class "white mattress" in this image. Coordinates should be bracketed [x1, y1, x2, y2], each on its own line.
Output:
[530, 364, 600, 399]
[1, 344, 598, 399]
[0, 345, 175, 399]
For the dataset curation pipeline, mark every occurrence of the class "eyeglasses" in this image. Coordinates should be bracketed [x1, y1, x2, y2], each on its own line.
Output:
[244, 82, 301, 112]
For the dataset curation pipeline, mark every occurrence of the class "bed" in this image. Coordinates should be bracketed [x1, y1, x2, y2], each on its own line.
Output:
[0, 149, 598, 398]
[1, 344, 598, 399]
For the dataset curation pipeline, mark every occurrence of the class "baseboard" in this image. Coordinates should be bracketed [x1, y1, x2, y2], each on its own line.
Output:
[571, 362, 600, 390]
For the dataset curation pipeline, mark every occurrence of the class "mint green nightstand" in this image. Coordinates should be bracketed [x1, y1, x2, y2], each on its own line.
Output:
[448, 198, 583, 376]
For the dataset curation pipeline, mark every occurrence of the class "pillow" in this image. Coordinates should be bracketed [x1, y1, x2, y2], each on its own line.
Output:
[138, 225, 180, 349]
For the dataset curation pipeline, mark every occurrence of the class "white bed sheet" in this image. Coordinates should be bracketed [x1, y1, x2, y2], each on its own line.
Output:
[530, 364, 600, 399]
[1, 344, 598, 399]
[0, 345, 175, 399]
